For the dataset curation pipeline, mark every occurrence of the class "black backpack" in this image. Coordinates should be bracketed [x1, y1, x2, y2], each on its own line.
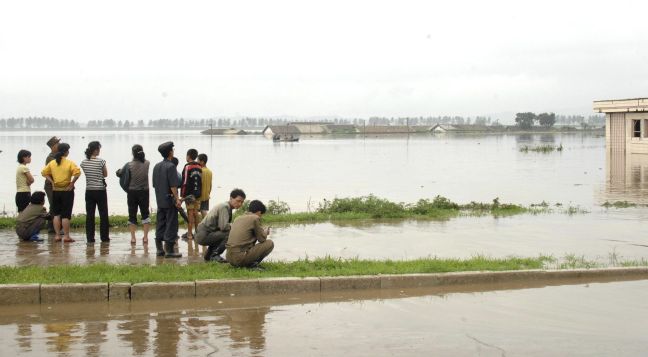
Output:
[181, 162, 202, 199]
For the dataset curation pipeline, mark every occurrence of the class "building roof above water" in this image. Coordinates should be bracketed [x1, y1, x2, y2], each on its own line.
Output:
[594, 98, 648, 113]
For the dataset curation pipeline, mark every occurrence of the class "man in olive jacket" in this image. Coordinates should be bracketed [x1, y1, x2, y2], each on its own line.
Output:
[195, 188, 246, 262]
[226, 200, 274, 269]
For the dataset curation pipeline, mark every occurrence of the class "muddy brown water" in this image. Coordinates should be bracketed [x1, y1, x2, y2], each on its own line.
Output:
[0, 279, 647, 356]
[2, 209, 648, 266]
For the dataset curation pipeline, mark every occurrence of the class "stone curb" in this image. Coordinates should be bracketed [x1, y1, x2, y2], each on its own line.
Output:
[1, 267, 647, 305]
[41, 283, 108, 304]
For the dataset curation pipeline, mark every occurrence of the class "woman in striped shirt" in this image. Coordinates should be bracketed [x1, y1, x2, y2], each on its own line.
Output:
[80, 141, 109, 243]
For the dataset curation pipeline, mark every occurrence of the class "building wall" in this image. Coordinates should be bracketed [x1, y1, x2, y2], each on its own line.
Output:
[625, 113, 648, 154]
[607, 113, 625, 152]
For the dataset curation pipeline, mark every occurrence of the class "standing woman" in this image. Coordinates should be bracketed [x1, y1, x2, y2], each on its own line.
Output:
[41, 143, 81, 242]
[80, 141, 109, 243]
[16, 150, 34, 213]
[125, 144, 151, 244]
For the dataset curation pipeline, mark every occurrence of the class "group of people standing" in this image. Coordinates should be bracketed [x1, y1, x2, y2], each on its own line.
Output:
[13, 136, 274, 269]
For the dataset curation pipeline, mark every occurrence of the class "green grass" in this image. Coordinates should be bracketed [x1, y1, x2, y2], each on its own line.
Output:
[0, 195, 565, 230]
[602, 201, 637, 208]
[0, 256, 550, 284]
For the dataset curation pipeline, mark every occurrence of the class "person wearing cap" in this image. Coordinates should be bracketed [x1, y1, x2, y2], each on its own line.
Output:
[44, 136, 60, 233]
[152, 141, 182, 258]
[41, 142, 81, 243]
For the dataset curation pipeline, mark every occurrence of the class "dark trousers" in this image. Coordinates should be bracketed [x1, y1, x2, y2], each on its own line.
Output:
[15, 192, 31, 213]
[156, 206, 179, 243]
[85, 190, 109, 242]
[127, 190, 150, 224]
[195, 226, 229, 254]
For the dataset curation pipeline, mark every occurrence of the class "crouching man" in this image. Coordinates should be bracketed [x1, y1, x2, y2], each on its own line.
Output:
[195, 188, 246, 262]
[226, 200, 274, 269]
[15, 191, 50, 242]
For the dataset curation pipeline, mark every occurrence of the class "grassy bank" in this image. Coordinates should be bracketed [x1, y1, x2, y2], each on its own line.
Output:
[0, 195, 566, 230]
[0, 256, 549, 284]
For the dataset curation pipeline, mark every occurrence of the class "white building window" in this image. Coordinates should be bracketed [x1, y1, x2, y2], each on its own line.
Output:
[633, 120, 641, 138]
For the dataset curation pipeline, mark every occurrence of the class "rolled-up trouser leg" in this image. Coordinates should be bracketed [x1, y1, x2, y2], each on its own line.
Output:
[228, 240, 274, 267]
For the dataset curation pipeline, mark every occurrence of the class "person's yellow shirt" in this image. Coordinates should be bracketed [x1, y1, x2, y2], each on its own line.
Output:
[201, 166, 212, 201]
[41, 157, 81, 191]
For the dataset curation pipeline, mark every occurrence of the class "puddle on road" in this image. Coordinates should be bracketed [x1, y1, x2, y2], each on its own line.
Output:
[0, 279, 647, 356]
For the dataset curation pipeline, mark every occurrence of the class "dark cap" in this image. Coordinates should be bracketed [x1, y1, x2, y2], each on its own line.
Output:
[158, 141, 174, 157]
[46, 136, 61, 148]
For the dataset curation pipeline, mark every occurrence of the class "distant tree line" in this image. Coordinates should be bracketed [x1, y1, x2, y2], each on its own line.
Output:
[0, 117, 81, 129]
[515, 113, 604, 129]
[1, 114, 605, 129]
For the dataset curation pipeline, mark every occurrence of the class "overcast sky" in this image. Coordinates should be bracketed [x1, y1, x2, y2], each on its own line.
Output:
[1, 0, 647, 122]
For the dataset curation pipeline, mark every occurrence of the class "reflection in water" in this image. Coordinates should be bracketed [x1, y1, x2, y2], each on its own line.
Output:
[83, 321, 108, 357]
[117, 319, 150, 355]
[605, 151, 648, 204]
[223, 307, 269, 352]
[45, 322, 81, 354]
[1, 281, 647, 356]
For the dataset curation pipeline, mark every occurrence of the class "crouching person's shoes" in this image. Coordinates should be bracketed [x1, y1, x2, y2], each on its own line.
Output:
[248, 262, 265, 271]
[203, 246, 215, 262]
[210, 254, 227, 263]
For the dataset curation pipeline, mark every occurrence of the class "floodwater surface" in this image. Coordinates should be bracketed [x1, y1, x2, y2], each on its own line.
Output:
[2, 209, 648, 265]
[0, 130, 614, 215]
[0, 279, 646, 356]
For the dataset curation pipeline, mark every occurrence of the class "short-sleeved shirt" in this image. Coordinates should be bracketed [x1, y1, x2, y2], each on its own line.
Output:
[128, 160, 150, 190]
[16, 164, 31, 192]
[152, 159, 179, 208]
[80, 158, 106, 191]
[200, 166, 212, 202]
[41, 157, 82, 191]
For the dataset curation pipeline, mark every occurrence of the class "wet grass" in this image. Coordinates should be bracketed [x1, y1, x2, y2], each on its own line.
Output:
[0, 195, 579, 230]
[0, 256, 550, 284]
[519, 144, 563, 153]
[602, 201, 637, 208]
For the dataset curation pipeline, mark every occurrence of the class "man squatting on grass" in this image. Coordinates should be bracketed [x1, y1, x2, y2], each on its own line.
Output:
[226, 200, 274, 269]
[152, 141, 182, 258]
[195, 189, 246, 262]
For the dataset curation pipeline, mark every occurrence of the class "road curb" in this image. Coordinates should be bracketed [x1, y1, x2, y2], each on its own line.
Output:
[1, 267, 647, 305]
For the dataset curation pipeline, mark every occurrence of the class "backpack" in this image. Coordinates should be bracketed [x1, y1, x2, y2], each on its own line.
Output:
[116, 162, 131, 192]
[181, 162, 202, 199]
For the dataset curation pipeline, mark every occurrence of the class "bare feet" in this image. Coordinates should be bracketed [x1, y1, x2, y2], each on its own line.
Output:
[54, 237, 62, 242]
[63, 237, 75, 243]
[130, 238, 136, 245]
[143, 237, 149, 244]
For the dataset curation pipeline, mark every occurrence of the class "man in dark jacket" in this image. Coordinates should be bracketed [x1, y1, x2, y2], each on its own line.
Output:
[152, 141, 182, 258]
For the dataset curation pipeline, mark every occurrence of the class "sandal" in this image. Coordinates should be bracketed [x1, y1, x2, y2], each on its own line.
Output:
[63, 238, 75, 243]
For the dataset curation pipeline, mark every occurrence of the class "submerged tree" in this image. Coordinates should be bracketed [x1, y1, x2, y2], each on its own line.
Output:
[537, 112, 556, 128]
[515, 112, 537, 129]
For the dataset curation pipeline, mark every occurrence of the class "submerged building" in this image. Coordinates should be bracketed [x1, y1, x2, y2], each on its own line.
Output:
[594, 98, 648, 153]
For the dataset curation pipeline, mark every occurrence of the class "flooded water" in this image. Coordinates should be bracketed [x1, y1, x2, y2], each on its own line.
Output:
[0, 279, 646, 356]
[2, 208, 648, 265]
[0, 130, 615, 215]
[2, 130, 648, 264]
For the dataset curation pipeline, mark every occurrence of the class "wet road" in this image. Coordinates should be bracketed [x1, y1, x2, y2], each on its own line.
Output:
[0, 279, 646, 356]
[2, 209, 648, 266]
